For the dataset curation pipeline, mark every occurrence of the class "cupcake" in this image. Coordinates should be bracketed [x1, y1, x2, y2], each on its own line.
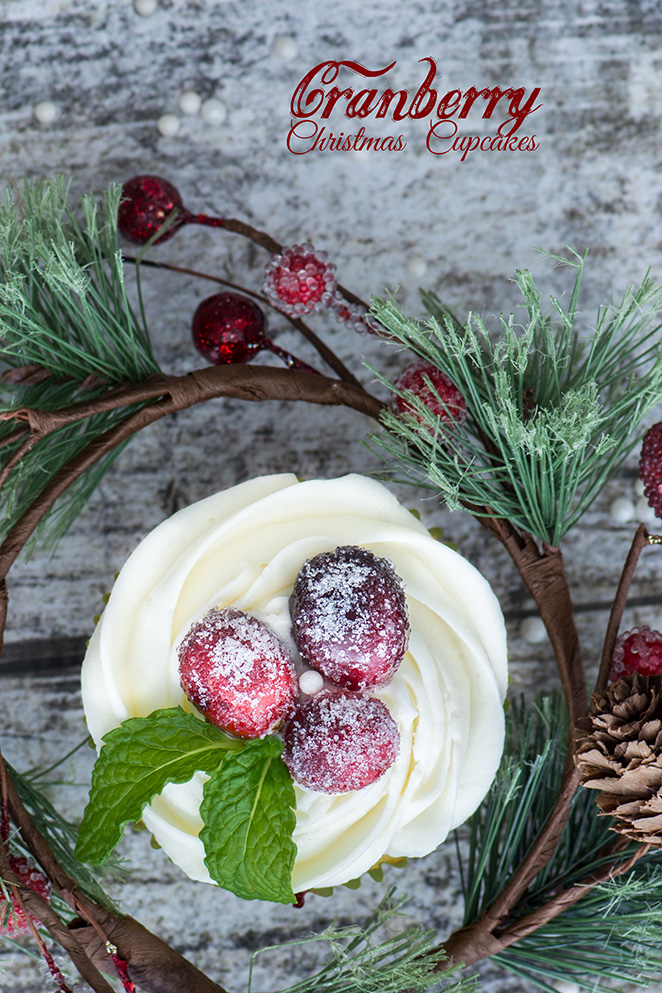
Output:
[81, 474, 508, 896]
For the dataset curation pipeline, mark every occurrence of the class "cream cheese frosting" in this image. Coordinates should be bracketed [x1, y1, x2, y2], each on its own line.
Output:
[82, 474, 508, 893]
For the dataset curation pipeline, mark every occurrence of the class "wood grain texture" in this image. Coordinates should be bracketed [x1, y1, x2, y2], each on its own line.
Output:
[1, 0, 662, 990]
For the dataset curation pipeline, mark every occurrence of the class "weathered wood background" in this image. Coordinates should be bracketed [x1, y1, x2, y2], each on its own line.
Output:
[1, 0, 661, 990]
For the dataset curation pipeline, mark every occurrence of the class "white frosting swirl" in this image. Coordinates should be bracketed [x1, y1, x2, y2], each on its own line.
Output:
[82, 474, 508, 893]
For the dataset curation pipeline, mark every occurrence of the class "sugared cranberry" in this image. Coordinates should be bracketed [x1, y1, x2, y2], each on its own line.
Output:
[283, 689, 400, 793]
[191, 293, 267, 365]
[393, 359, 467, 425]
[118, 175, 185, 245]
[0, 856, 51, 935]
[639, 423, 662, 521]
[289, 545, 409, 691]
[610, 625, 662, 683]
[264, 244, 336, 317]
[178, 608, 297, 738]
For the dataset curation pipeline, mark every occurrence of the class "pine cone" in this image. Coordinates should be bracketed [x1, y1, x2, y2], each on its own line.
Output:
[576, 673, 662, 845]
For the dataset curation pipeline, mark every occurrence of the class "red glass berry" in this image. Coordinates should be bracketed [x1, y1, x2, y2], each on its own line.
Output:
[118, 175, 186, 245]
[264, 244, 336, 317]
[178, 607, 297, 738]
[393, 359, 467, 425]
[283, 689, 400, 793]
[290, 545, 409, 691]
[639, 423, 662, 520]
[192, 293, 267, 365]
[610, 626, 662, 683]
[0, 856, 51, 935]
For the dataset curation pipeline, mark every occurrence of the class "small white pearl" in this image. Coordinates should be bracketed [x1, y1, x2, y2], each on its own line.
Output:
[610, 496, 635, 523]
[134, 0, 157, 14]
[637, 496, 657, 522]
[157, 113, 180, 137]
[407, 256, 428, 278]
[299, 670, 324, 696]
[34, 101, 61, 124]
[272, 36, 298, 62]
[179, 90, 202, 115]
[553, 982, 580, 993]
[201, 98, 227, 125]
[520, 616, 547, 644]
[634, 478, 645, 496]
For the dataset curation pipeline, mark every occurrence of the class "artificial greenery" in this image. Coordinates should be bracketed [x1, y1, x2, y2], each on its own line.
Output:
[371, 253, 662, 544]
[458, 695, 662, 993]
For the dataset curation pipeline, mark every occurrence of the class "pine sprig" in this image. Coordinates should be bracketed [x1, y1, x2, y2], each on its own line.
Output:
[249, 888, 477, 993]
[369, 254, 662, 544]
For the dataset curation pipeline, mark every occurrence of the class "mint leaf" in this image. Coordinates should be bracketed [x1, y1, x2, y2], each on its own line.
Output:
[200, 735, 297, 904]
[76, 707, 241, 865]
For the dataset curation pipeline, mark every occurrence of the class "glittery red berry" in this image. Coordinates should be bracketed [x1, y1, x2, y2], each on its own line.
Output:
[178, 607, 298, 738]
[283, 689, 400, 794]
[610, 626, 662, 682]
[289, 546, 409, 691]
[639, 423, 662, 520]
[118, 175, 186, 245]
[0, 856, 51, 936]
[191, 293, 267, 365]
[264, 244, 336, 317]
[393, 360, 467, 425]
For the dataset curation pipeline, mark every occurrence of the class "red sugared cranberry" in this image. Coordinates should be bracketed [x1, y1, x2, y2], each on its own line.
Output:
[289, 545, 409, 691]
[610, 625, 662, 683]
[191, 293, 267, 365]
[283, 689, 400, 793]
[393, 359, 467, 425]
[0, 856, 51, 935]
[118, 175, 185, 245]
[178, 608, 297, 738]
[263, 244, 336, 317]
[639, 423, 662, 521]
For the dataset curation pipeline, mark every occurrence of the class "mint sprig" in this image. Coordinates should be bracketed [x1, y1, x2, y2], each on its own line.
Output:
[201, 735, 296, 904]
[75, 707, 297, 904]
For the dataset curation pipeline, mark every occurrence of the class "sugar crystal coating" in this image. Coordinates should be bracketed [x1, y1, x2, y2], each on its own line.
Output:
[289, 545, 409, 690]
[283, 689, 400, 793]
[178, 607, 297, 738]
[639, 422, 662, 520]
[394, 359, 467, 425]
[0, 856, 51, 935]
[610, 625, 662, 682]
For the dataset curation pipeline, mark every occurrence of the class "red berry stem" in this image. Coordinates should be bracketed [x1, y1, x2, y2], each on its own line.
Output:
[263, 340, 319, 374]
[106, 942, 137, 993]
[595, 524, 662, 695]
[182, 211, 226, 230]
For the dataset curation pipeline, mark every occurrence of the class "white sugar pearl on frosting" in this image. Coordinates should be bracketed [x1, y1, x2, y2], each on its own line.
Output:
[272, 36, 298, 62]
[201, 99, 227, 125]
[610, 496, 635, 523]
[157, 114, 180, 137]
[134, 0, 158, 14]
[298, 670, 324, 696]
[407, 257, 428, 278]
[34, 101, 61, 124]
[520, 616, 547, 644]
[179, 90, 202, 115]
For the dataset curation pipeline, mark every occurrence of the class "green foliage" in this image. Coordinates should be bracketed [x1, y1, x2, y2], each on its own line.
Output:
[200, 735, 296, 904]
[0, 178, 163, 549]
[250, 888, 478, 993]
[370, 253, 662, 544]
[457, 694, 662, 992]
[76, 708, 298, 904]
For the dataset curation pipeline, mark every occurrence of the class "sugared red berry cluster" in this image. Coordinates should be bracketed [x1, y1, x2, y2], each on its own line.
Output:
[177, 545, 408, 794]
[639, 422, 662, 520]
[0, 855, 51, 936]
[610, 625, 662, 683]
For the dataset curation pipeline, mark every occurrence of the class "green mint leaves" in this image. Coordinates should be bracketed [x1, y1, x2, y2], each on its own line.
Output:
[75, 707, 297, 904]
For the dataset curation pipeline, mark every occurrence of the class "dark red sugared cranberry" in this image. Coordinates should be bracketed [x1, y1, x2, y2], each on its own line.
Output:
[118, 175, 185, 245]
[283, 689, 400, 793]
[178, 607, 297, 738]
[191, 292, 267, 365]
[289, 545, 409, 691]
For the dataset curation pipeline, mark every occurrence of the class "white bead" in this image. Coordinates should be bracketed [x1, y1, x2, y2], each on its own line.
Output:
[520, 616, 547, 644]
[553, 982, 580, 993]
[179, 90, 202, 115]
[634, 478, 645, 496]
[34, 101, 60, 124]
[299, 670, 324, 695]
[272, 36, 298, 62]
[134, 0, 157, 14]
[157, 114, 180, 137]
[407, 256, 428, 278]
[637, 496, 657, 522]
[201, 98, 227, 125]
[610, 496, 635, 523]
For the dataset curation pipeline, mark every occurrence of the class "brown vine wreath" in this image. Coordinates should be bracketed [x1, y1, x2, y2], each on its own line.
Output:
[3, 178, 662, 992]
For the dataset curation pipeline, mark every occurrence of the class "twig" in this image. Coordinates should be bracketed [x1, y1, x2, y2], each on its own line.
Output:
[594, 523, 659, 696]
